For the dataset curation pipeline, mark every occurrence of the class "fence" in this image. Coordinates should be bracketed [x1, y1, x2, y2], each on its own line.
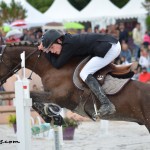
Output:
[0, 91, 40, 124]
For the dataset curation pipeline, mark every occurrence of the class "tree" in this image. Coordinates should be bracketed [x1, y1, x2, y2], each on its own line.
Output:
[68, 0, 91, 11]
[0, 0, 26, 25]
[27, 0, 54, 13]
[27, 0, 128, 13]
[142, 0, 150, 30]
[110, 0, 129, 8]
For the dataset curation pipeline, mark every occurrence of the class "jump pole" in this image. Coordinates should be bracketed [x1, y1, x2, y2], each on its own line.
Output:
[13, 51, 32, 150]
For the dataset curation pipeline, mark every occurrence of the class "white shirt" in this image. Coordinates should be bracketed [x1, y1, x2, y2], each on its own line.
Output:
[139, 56, 150, 68]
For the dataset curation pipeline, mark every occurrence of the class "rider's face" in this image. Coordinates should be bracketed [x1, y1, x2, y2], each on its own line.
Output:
[49, 43, 62, 55]
[38, 39, 62, 54]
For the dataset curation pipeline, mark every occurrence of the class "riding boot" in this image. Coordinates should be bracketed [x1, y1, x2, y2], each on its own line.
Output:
[85, 74, 116, 116]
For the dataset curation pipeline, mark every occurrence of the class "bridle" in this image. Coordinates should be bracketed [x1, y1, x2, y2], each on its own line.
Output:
[0, 46, 42, 86]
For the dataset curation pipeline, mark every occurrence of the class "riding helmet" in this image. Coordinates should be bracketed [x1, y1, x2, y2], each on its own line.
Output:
[42, 29, 63, 48]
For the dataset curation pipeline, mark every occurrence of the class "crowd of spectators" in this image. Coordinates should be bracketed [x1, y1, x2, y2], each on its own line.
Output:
[90, 22, 150, 84]
[1, 22, 150, 83]
[0, 27, 43, 45]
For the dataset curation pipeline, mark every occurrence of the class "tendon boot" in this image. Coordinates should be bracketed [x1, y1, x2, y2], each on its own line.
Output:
[85, 74, 116, 116]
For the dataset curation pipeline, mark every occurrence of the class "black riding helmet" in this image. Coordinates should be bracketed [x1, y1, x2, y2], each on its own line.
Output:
[42, 29, 64, 48]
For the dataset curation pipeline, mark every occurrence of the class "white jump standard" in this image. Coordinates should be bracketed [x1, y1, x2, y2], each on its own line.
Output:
[13, 51, 32, 150]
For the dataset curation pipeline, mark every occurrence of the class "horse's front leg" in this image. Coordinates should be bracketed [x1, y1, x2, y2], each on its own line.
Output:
[30, 91, 64, 125]
[30, 91, 52, 103]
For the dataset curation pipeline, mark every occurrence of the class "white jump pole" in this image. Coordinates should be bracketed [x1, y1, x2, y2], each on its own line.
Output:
[100, 120, 109, 135]
[13, 51, 32, 150]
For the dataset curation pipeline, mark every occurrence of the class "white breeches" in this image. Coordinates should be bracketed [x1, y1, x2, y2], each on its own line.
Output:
[80, 42, 121, 81]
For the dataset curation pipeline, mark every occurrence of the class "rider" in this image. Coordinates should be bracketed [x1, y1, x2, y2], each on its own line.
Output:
[38, 29, 121, 116]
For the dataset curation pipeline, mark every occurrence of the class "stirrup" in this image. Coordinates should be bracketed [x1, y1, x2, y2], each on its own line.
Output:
[92, 112, 101, 121]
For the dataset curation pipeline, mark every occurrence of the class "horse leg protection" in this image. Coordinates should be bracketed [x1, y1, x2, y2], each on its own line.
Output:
[85, 74, 116, 116]
[32, 102, 65, 126]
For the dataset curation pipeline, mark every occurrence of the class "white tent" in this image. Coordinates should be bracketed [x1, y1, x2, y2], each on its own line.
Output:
[19, 0, 47, 27]
[43, 0, 80, 22]
[3, 0, 47, 27]
[71, 0, 121, 30]
[118, 0, 147, 18]
[117, 0, 148, 34]
[75, 0, 120, 21]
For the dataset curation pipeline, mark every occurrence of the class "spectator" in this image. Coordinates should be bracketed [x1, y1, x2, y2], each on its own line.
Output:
[120, 56, 130, 65]
[138, 67, 150, 83]
[0, 86, 5, 91]
[21, 29, 36, 42]
[0, 32, 5, 45]
[132, 69, 140, 80]
[120, 42, 132, 63]
[35, 28, 43, 42]
[118, 22, 128, 44]
[143, 31, 150, 47]
[20, 29, 28, 41]
[80, 29, 87, 34]
[139, 48, 150, 69]
[107, 24, 119, 39]
[99, 28, 106, 34]
[5, 35, 20, 43]
[94, 25, 100, 33]
[132, 22, 143, 61]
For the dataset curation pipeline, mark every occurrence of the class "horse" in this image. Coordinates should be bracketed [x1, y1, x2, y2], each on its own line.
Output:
[1, 42, 150, 133]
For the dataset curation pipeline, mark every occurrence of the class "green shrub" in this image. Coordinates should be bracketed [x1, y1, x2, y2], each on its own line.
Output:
[146, 15, 150, 31]
[62, 117, 79, 128]
[8, 114, 16, 125]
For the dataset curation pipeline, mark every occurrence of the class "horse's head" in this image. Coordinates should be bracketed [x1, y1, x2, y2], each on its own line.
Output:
[0, 42, 44, 85]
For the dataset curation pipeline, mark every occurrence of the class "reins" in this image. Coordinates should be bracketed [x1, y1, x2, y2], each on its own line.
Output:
[28, 51, 42, 80]
[0, 48, 42, 86]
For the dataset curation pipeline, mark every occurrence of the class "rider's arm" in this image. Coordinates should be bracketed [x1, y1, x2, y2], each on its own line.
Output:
[46, 47, 75, 69]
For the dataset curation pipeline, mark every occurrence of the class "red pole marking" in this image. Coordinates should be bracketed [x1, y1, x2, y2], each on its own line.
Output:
[23, 86, 27, 89]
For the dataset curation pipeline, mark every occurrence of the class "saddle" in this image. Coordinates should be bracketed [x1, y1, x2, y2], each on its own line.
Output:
[73, 56, 133, 94]
[73, 56, 134, 120]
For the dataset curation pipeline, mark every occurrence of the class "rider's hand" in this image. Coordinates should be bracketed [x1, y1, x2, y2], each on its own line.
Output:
[38, 42, 50, 53]
[38, 43, 44, 51]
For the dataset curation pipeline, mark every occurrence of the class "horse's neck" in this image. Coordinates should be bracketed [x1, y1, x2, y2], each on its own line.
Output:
[7, 46, 84, 80]
[5, 46, 48, 78]
[38, 56, 83, 91]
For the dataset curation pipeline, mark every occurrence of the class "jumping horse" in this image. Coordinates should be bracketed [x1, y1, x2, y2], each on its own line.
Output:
[1, 42, 150, 133]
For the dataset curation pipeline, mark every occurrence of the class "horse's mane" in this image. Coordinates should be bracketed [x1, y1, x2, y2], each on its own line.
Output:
[6, 41, 40, 47]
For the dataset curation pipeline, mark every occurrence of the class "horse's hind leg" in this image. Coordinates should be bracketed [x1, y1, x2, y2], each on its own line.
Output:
[144, 112, 150, 133]
[145, 124, 150, 133]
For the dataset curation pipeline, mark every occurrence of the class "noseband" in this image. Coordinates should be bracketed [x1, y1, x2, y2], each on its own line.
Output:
[0, 45, 40, 86]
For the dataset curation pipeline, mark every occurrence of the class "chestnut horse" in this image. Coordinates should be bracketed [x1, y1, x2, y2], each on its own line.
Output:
[1, 43, 150, 133]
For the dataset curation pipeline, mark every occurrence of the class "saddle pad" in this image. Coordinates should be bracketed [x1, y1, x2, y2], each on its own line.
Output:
[100, 75, 130, 95]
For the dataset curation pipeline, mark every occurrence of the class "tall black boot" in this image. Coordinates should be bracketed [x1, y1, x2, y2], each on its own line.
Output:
[85, 74, 116, 116]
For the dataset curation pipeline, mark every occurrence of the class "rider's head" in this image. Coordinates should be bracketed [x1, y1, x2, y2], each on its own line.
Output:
[41, 29, 64, 49]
